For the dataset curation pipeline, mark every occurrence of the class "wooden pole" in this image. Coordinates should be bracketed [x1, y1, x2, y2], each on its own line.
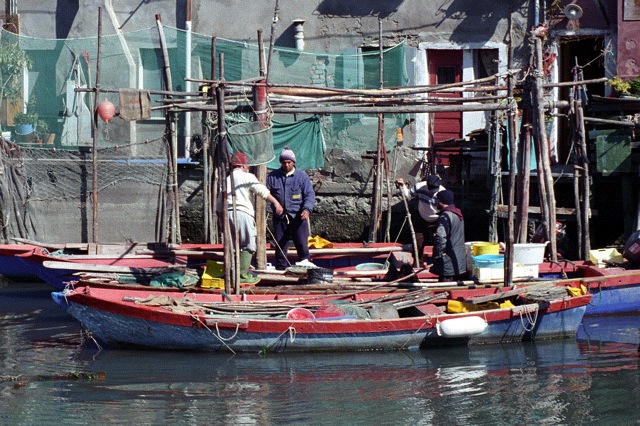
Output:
[156, 14, 181, 244]
[399, 190, 420, 267]
[505, 76, 517, 287]
[368, 19, 385, 243]
[265, 0, 280, 84]
[576, 101, 591, 258]
[487, 106, 501, 243]
[254, 29, 268, 270]
[202, 36, 216, 243]
[516, 109, 532, 243]
[91, 7, 102, 244]
[532, 35, 557, 261]
[216, 54, 239, 294]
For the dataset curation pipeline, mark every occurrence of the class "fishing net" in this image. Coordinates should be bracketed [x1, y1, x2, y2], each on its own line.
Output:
[226, 121, 274, 166]
[0, 137, 170, 243]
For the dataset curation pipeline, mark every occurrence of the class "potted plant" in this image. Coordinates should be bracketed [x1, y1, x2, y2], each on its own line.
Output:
[608, 77, 631, 97]
[12, 110, 38, 135]
[33, 119, 49, 143]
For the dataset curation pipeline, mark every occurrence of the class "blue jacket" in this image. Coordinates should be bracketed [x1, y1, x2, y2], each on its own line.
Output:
[267, 168, 315, 219]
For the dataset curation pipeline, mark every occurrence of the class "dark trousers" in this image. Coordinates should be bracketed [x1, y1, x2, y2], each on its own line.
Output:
[273, 215, 310, 270]
[413, 214, 437, 261]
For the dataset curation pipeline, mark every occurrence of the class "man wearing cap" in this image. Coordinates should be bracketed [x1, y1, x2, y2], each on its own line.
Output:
[431, 189, 466, 282]
[267, 146, 316, 270]
[217, 151, 283, 283]
[395, 174, 445, 264]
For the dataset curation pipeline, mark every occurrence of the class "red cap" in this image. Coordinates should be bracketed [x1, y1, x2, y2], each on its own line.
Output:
[231, 151, 248, 166]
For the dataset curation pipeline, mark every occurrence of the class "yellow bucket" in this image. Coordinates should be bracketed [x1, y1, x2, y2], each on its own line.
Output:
[472, 242, 500, 256]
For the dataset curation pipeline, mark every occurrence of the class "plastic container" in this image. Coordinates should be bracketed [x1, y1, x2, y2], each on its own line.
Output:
[589, 248, 624, 267]
[513, 243, 547, 265]
[472, 242, 500, 256]
[472, 254, 504, 268]
[355, 262, 387, 271]
[201, 260, 225, 289]
[465, 241, 482, 273]
[306, 267, 333, 284]
[287, 307, 316, 320]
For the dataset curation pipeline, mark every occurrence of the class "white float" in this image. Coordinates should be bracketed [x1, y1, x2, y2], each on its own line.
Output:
[437, 316, 488, 338]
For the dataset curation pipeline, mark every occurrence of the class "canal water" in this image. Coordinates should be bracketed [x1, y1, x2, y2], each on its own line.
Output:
[1, 280, 639, 425]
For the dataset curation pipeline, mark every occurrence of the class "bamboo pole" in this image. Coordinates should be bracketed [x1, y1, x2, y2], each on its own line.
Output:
[265, 0, 280, 84]
[202, 36, 216, 243]
[216, 54, 240, 294]
[91, 7, 102, 244]
[254, 29, 268, 270]
[399, 189, 420, 267]
[368, 20, 385, 243]
[156, 14, 181, 244]
[576, 101, 591, 258]
[516, 109, 532, 243]
[505, 78, 517, 287]
[532, 35, 557, 261]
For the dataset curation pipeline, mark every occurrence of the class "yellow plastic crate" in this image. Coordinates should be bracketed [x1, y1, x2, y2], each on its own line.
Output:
[201, 260, 225, 289]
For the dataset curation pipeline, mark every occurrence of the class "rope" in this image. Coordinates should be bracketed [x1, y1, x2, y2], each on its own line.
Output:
[518, 305, 539, 332]
[265, 325, 297, 350]
[400, 317, 433, 349]
[587, 282, 603, 306]
[192, 314, 237, 354]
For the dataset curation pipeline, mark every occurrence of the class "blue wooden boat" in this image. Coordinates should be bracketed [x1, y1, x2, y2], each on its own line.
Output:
[52, 284, 590, 353]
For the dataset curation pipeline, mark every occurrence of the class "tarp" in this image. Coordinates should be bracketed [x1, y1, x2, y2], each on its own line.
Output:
[227, 116, 325, 171]
[268, 117, 325, 170]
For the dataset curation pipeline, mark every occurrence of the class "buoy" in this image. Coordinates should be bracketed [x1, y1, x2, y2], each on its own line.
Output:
[97, 99, 115, 123]
[437, 316, 488, 338]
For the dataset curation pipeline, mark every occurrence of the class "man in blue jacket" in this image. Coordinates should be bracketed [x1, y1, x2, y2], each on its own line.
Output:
[267, 146, 316, 270]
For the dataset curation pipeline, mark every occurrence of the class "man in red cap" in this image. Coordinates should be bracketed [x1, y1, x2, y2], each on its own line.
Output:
[217, 151, 283, 283]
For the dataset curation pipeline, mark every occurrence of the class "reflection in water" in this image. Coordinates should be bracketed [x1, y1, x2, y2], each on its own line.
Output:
[1, 282, 640, 424]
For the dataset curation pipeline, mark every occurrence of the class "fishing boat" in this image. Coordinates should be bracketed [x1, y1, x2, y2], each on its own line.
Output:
[8, 241, 404, 289]
[51, 283, 590, 353]
[61, 255, 640, 318]
[0, 243, 43, 280]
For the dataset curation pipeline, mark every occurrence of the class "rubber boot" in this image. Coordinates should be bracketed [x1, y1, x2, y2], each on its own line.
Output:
[239, 251, 260, 284]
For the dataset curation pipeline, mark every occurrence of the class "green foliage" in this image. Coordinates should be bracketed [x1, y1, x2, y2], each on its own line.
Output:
[0, 41, 31, 102]
[608, 77, 630, 95]
[628, 76, 640, 95]
[12, 110, 38, 126]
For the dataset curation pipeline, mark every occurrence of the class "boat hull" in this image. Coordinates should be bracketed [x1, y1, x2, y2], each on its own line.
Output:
[52, 287, 590, 353]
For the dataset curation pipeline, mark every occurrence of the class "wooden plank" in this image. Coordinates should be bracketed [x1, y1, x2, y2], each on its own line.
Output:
[43, 260, 183, 274]
[470, 280, 556, 303]
[494, 205, 597, 219]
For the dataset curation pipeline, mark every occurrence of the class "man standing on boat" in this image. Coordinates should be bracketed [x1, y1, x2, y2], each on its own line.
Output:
[431, 189, 466, 282]
[395, 174, 445, 265]
[218, 151, 283, 283]
[267, 146, 316, 270]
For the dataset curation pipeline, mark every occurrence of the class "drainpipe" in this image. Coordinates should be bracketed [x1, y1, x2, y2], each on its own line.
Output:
[293, 19, 305, 51]
[104, 0, 137, 149]
[184, 0, 192, 159]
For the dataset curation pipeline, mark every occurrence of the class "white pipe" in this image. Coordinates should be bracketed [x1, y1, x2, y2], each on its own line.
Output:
[105, 0, 137, 150]
[293, 20, 305, 51]
[185, 20, 192, 160]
